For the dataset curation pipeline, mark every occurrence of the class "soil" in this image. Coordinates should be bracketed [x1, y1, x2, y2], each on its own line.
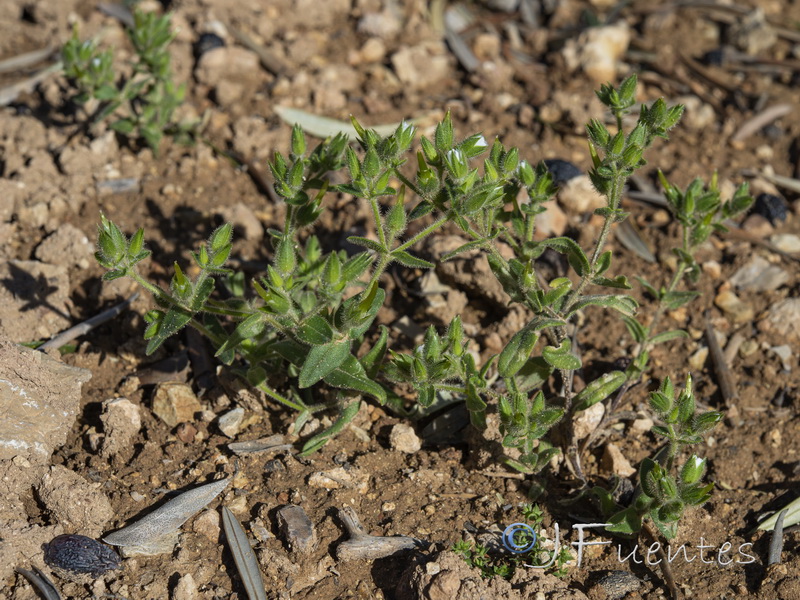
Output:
[1, 1, 800, 599]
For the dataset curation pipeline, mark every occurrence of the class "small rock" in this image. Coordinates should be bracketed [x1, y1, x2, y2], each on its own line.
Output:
[573, 401, 605, 440]
[729, 256, 789, 291]
[739, 339, 759, 357]
[543, 159, 582, 186]
[674, 95, 715, 131]
[714, 289, 754, 324]
[192, 509, 221, 543]
[770, 345, 793, 372]
[195, 46, 260, 88]
[34, 224, 95, 269]
[307, 467, 370, 493]
[176, 422, 198, 443]
[38, 466, 114, 535]
[100, 398, 141, 459]
[741, 214, 774, 237]
[770, 234, 800, 253]
[558, 175, 606, 213]
[194, 33, 225, 60]
[390, 424, 422, 454]
[533, 200, 568, 239]
[152, 383, 202, 428]
[702, 260, 722, 279]
[565, 22, 631, 83]
[172, 573, 198, 600]
[391, 42, 451, 91]
[358, 8, 402, 39]
[630, 417, 653, 433]
[760, 298, 800, 343]
[218, 407, 245, 438]
[277, 504, 316, 555]
[689, 346, 709, 370]
[752, 193, 787, 225]
[357, 37, 386, 63]
[729, 8, 776, 55]
[593, 570, 642, 600]
[217, 202, 263, 242]
[601, 443, 635, 477]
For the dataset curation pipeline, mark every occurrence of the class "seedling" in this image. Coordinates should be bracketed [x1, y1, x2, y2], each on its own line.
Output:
[62, 9, 194, 151]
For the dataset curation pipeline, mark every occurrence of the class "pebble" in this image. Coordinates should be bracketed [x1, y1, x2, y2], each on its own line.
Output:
[172, 573, 199, 600]
[176, 422, 198, 443]
[770, 233, 800, 253]
[277, 504, 316, 555]
[191, 509, 221, 543]
[152, 383, 202, 428]
[714, 289, 754, 324]
[543, 158, 582, 186]
[752, 193, 788, 225]
[601, 443, 635, 477]
[573, 401, 605, 440]
[217, 407, 245, 438]
[689, 346, 709, 370]
[630, 417, 654, 433]
[593, 570, 643, 599]
[43, 534, 121, 578]
[100, 398, 141, 459]
[565, 22, 631, 83]
[759, 298, 800, 343]
[770, 345, 793, 372]
[702, 260, 722, 279]
[729, 256, 789, 291]
[558, 175, 606, 213]
[307, 466, 370, 493]
[533, 200, 568, 238]
[390, 423, 422, 454]
[34, 223, 95, 269]
[741, 214, 774, 237]
[391, 42, 451, 91]
[194, 32, 225, 60]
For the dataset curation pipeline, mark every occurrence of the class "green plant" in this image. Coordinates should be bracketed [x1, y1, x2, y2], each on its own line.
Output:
[95, 75, 749, 480]
[451, 504, 573, 579]
[62, 9, 193, 151]
[452, 504, 572, 579]
[593, 375, 721, 540]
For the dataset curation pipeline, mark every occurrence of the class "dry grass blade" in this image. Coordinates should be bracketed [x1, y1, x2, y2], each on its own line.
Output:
[273, 106, 414, 140]
[221, 506, 267, 600]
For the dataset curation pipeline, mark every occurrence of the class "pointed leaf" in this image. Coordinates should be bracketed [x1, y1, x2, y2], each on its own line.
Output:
[145, 306, 192, 355]
[323, 355, 386, 403]
[568, 294, 638, 318]
[298, 340, 351, 388]
[391, 250, 434, 269]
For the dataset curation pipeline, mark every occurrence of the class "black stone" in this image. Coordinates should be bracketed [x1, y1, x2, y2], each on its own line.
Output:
[194, 33, 225, 59]
[752, 193, 788, 225]
[543, 158, 582, 186]
[43, 534, 121, 577]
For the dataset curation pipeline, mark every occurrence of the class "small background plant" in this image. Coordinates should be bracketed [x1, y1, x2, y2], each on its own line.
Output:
[62, 9, 194, 151]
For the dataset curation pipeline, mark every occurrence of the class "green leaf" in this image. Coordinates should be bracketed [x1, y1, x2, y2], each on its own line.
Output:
[145, 306, 192, 355]
[515, 357, 554, 393]
[323, 355, 386, 403]
[110, 118, 136, 134]
[215, 313, 266, 357]
[298, 340, 351, 388]
[360, 325, 388, 378]
[347, 236, 386, 253]
[591, 275, 632, 290]
[661, 290, 700, 310]
[391, 250, 434, 269]
[573, 371, 627, 412]
[541, 339, 581, 370]
[532, 237, 590, 276]
[299, 399, 361, 456]
[649, 329, 689, 345]
[497, 326, 540, 378]
[605, 507, 643, 535]
[568, 294, 638, 318]
[297, 314, 334, 345]
[621, 315, 647, 344]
